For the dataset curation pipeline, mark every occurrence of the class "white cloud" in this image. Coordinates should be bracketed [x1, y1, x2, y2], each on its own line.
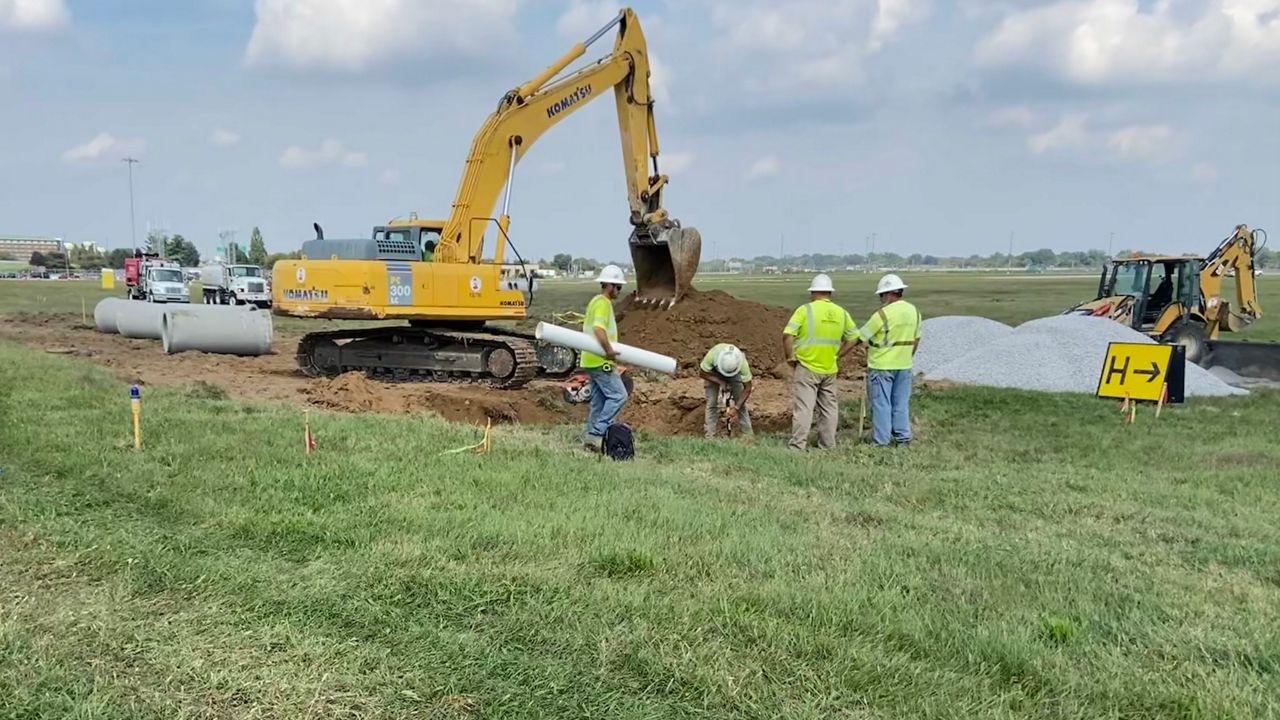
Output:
[661, 152, 694, 174]
[976, 0, 1280, 85]
[0, 0, 68, 32]
[209, 128, 241, 148]
[710, 0, 930, 97]
[870, 0, 931, 50]
[378, 169, 400, 185]
[1027, 115, 1091, 155]
[1107, 124, 1181, 162]
[1190, 162, 1219, 184]
[556, 0, 619, 38]
[1025, 115, 1183, 163]
[245, 0, 518, 74]
[746, 154, 781, 180]
[279, 139, 367, 170]
[61, 133, 146, 164]
[987, 105, 1038, 129]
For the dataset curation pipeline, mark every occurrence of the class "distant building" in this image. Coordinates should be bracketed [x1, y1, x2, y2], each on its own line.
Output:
[0, 235, 61, 257]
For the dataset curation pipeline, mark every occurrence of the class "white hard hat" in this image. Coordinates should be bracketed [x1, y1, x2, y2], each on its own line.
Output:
[715, 345, 744, 377]
[876, 273, 907, 294]
[808, 273, 834, 293]
[596, 264, 626, 285]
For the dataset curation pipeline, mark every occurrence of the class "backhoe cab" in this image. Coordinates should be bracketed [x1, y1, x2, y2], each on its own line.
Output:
[1069, 224, 1267, 364]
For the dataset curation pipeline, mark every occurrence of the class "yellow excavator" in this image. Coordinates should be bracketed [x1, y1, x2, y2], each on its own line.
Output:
[271, 8, 700, 388]
[1069, 224, 1267, 364]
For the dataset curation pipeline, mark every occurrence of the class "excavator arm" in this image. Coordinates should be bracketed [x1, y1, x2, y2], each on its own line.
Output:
[436, 8, 700, 304]
[1199, 224, 1265, 333]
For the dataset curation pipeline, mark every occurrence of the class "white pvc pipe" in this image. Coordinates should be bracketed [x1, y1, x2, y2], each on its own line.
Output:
[93, 298, 129, 334]
[535, 321, 676, 375]
[161, 305, 272, 356]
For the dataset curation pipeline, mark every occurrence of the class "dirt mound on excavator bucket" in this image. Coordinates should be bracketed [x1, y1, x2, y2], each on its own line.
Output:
[616, 289, 865, 379]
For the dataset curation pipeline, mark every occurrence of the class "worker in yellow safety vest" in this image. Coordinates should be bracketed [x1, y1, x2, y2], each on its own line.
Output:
[698, 343, 753, 438]
[782, 273, 860, 450]
[859, 273, 922, 446]
[580, 264, 629, 451]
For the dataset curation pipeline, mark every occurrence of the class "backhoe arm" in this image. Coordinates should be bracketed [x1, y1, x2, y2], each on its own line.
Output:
[435, 8, 699, 304]
[1200, 224, 1263, 331]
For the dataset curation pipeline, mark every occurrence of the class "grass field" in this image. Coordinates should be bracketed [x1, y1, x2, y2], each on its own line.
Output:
[1, 276, 1279, 718]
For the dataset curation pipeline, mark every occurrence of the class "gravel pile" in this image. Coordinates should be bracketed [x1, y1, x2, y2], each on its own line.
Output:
[922, 314, 1246, 397]
[914, 316, 1014, 377]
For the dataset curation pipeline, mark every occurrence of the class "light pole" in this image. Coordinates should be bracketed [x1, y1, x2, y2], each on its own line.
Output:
[122, 157, 140, 250]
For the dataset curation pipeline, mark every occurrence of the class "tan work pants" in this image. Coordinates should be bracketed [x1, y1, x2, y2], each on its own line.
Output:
[789, 365, 838, 450]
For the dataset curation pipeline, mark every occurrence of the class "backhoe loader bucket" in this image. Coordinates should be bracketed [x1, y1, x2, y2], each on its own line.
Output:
[629, 225, 701, 307]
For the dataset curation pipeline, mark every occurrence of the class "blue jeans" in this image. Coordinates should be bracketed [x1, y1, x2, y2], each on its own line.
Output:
[584, 367, 628, 441]
[868, 369, 912, 446]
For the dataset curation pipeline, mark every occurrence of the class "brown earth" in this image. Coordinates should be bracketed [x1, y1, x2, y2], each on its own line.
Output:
[0, 310, 865, 437]
[616, 289, 866, 379]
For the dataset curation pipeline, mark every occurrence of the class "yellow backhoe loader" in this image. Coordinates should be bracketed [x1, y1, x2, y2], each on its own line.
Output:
[1069, 224, 1271, 368]
[271, 8, 700, 388]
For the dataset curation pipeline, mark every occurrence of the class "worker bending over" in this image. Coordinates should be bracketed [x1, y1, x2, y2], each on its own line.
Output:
[782, 274, 860, 450]
[581, 265, 629, 451]
[860, 274, 921, 446]
[698, 343, 753, 438]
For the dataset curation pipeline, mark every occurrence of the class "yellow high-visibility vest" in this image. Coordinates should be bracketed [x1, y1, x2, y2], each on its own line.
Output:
[581, 294, 617, 369]
[861, 300, 921, 370]
[783, 298, 857, 375]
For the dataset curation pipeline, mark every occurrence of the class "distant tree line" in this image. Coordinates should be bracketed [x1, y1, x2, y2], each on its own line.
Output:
[22, 225, 302, 271]
[696, 246, 1280, 272]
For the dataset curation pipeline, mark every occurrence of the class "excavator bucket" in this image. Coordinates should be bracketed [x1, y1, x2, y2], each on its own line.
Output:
[629, 225, 701, 306]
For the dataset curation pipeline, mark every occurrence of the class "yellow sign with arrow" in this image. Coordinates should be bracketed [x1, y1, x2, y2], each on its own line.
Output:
[1096, 342, 1185, 403]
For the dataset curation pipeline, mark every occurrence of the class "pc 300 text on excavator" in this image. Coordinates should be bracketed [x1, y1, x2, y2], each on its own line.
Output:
[271, 8, 700, 389]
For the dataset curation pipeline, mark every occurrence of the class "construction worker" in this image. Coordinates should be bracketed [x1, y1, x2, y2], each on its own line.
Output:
[859, 273, 922, 446]
[581, 264, 629, 450]
[698, 343, 753, 438]
[782, 273, 860, 450]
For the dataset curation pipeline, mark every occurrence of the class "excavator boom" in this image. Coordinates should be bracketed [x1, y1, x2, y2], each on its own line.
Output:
[436, 7, 699, 304]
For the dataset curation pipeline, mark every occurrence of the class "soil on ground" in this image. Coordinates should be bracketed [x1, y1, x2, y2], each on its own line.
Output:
[617, 289, 866, 378]
[1, 303, 867, 437]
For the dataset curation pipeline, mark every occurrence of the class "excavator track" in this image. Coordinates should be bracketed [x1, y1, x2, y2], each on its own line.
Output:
[295, 325, 571, 389]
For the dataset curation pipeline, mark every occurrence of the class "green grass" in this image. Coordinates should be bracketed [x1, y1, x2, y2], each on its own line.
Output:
[2, 343, 1279, 718]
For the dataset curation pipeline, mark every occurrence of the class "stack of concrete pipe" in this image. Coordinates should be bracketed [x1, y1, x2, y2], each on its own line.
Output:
[92, 298, 273, 356]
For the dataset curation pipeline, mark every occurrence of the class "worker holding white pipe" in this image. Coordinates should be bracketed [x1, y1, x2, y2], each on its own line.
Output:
[580, 265, 629, 451]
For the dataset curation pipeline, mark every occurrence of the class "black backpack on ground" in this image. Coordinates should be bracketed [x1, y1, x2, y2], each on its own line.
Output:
[602, 422, 634, 461]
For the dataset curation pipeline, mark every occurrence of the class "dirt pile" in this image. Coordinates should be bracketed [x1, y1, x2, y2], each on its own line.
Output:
[622, 377, 797, 436]
[616, 289, 865, 378]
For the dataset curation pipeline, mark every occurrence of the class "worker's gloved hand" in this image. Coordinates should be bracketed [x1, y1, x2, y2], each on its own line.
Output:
[725, 406, 739, 423]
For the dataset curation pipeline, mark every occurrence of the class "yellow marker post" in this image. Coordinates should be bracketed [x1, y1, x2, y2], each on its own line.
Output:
[101, 268, 115, 290]
[130, 385, 141, 449]
[1097, 342, 1185, 404]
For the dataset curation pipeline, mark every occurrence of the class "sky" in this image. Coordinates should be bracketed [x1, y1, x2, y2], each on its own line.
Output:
[1, 0, 1277, 262]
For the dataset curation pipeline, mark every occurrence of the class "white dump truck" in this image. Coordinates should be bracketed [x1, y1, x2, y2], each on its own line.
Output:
[200, 263, 272, 308]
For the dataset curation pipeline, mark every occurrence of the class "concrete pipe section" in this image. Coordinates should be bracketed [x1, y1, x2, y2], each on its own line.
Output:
[93, 298, 130, 334]
[114, 300, 169, 339]
[161, 305, 273, 356]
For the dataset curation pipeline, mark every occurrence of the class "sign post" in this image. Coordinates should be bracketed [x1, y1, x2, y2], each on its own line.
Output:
[1096, 342, 1185, 404]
